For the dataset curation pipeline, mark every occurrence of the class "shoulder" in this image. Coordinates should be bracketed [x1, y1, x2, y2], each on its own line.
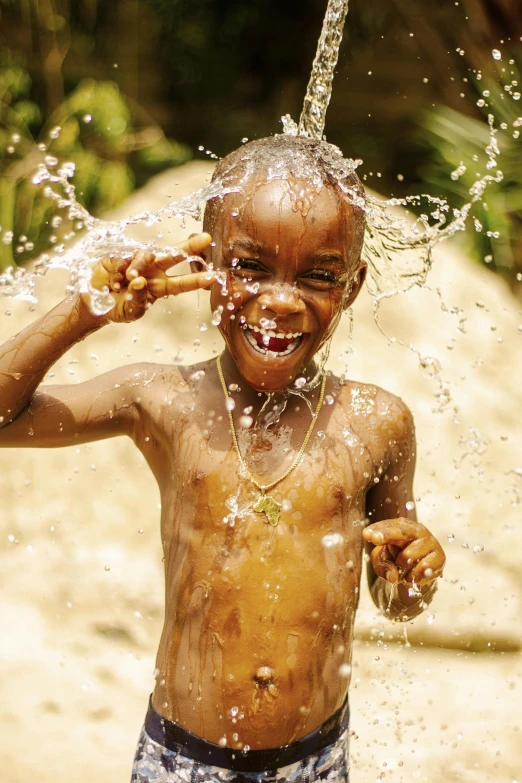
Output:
[113, 361, 194, 391]
[335, 377, 414, 443]
[121, 359, 219, 412]
[95, 362, 189, 416]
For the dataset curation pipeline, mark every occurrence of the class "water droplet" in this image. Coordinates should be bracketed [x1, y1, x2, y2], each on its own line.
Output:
[339, 663, 352, 677]
[492, 49, 502, 60]
[212, 305, 224, 325]
[450, 162, 467, 181]
[322, 532, 344, 547]
[239, 415, 253, 428]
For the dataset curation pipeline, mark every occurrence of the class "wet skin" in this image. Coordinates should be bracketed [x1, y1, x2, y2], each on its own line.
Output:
[0, 182, 445, 750]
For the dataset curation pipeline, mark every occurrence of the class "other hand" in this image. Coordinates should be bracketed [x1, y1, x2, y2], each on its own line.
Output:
[362, 518, 445, 586]
[85, 232, 214, 323]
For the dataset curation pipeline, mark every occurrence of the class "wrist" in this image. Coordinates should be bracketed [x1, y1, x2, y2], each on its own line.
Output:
[75, 293, 111, 331]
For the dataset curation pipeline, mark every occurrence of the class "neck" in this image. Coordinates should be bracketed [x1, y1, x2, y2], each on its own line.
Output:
[217, 350, 321, 425]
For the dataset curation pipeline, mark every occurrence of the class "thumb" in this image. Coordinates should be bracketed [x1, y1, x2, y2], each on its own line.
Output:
[370, 544, 400, 584]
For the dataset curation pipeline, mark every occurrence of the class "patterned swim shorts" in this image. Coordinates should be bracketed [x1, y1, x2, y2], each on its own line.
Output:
[130, 699, 350, 783]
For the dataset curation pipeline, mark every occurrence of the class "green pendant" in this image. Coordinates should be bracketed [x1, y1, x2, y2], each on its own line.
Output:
[253, 494, 281, 527]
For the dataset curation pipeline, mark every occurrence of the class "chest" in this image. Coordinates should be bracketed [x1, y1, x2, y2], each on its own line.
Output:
[161, 404, 377, 531]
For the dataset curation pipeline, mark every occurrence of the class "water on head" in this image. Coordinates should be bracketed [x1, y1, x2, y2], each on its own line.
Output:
[199, 135, 368, 415]
[203, 135, 366, 257]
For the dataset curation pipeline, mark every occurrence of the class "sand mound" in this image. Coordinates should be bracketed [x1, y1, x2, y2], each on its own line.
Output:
[1, 162, 521, 782]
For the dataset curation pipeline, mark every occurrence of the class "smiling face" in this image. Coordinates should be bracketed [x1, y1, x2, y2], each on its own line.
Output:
[206, 178, 366, 392]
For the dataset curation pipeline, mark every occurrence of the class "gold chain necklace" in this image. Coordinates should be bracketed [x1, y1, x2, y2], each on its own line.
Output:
[217, 356, 326, 527]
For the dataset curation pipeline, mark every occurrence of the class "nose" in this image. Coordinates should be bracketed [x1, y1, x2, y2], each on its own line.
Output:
[257, 284, 306, 316]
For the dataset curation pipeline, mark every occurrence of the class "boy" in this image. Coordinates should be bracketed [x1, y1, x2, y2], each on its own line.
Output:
[0, 135, 445, 782]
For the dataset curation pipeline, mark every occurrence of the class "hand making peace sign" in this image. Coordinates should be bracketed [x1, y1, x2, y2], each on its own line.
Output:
[85, 232, 214, 323]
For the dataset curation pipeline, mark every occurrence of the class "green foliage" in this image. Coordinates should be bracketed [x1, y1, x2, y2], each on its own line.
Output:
[0, 53, 191, 270]
[418, 68, 522, 284]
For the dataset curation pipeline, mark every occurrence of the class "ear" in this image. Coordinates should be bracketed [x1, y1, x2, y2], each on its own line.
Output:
[343, 261, 367, 310]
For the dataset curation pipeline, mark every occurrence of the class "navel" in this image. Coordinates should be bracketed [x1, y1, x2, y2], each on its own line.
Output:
[254, 665, 275, 687]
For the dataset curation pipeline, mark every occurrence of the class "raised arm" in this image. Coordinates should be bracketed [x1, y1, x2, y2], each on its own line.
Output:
[0, 234, 213, 447]
[363, 395, 445, 621]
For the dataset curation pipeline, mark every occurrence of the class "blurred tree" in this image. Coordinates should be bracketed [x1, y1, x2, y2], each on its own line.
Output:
[0, 0, 191, 269]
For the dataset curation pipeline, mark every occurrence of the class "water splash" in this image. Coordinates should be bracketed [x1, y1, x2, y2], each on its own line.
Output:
[0, 152, 239, 314]
[298, 0, 350, 140]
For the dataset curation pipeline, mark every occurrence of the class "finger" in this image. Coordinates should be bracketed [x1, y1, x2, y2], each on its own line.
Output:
[153, 233, 213, 273]
[121, 277, 149, 321]
[395, 537, 435, 573]
[176, 232, 213, 255]
[126, 250, 156, 282]
[370, 544, 400, 584]
[408, 551, 445, 585]
[91, 255, 128, 291]
[152, 251, 193, 273]
[148, 271, 215, 298]
[363, 519, 425, 548]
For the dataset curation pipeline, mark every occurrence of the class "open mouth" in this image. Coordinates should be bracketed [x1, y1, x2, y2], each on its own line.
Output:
[242, 323, 304, 357]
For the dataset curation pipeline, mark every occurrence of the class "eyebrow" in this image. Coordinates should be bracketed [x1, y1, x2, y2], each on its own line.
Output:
[308, 251, 345, 265]
[226, 238, 266, 256]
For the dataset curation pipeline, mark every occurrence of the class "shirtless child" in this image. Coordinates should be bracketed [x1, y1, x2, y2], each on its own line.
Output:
[0, 136, 445, 782]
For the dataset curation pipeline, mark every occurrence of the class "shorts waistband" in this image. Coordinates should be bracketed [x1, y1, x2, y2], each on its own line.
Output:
[144, 696, 349, 772]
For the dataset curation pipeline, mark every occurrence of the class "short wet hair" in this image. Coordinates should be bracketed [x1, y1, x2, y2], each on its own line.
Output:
[203, 135, 366, 264]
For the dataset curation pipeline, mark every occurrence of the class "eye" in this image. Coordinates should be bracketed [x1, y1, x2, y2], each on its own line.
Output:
[229, 258, 266, 276]
[301, 269, 340, 287]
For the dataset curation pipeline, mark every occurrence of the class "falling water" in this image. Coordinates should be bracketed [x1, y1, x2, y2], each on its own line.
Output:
[298, 0, 350, 139]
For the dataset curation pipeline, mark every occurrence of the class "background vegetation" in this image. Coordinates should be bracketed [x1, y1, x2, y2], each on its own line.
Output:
[1, 0, 521, 291]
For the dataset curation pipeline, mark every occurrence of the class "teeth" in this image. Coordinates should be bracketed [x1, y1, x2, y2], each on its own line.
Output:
[244, 327, 303, 357]
[246, 323, 302, 340]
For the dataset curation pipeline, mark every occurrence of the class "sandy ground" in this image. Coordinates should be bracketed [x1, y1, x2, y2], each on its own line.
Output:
[1, 162, 522, 782]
